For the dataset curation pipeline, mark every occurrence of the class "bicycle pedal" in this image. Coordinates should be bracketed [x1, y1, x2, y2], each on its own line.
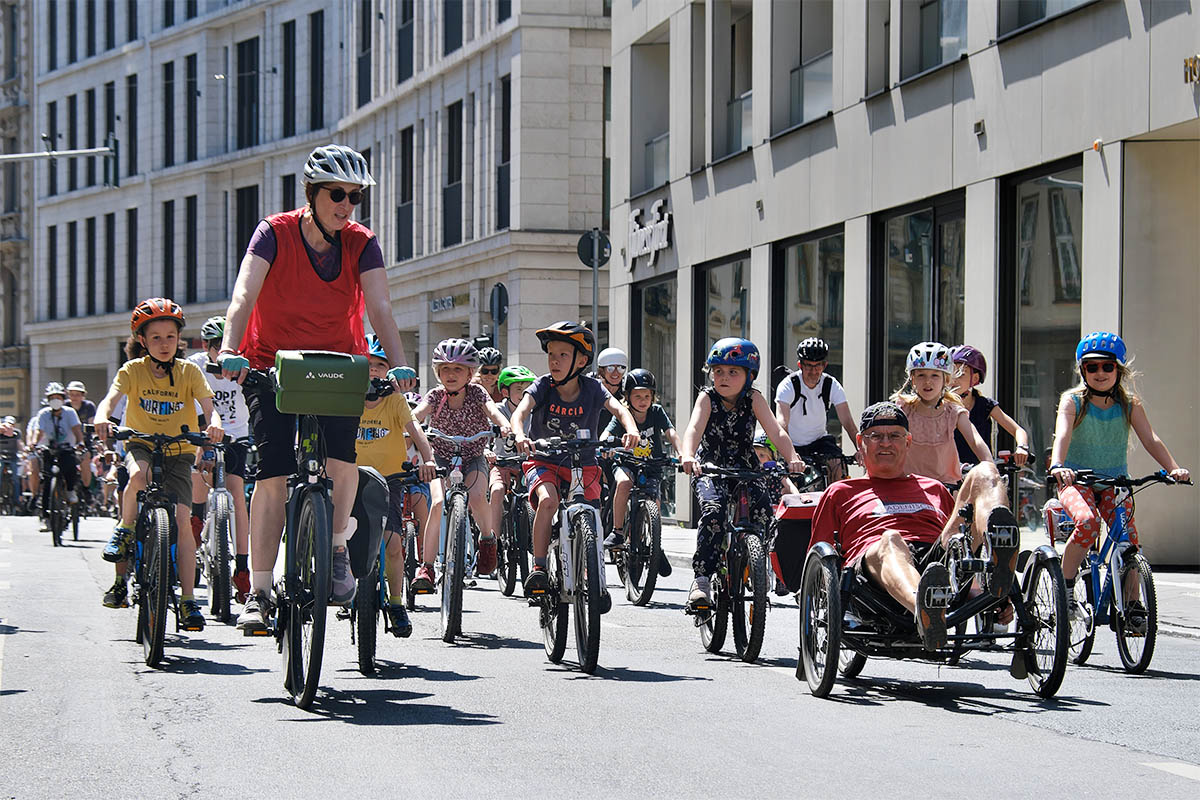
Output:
[924, 586, 952, 608]
[988, 526, 1019, 549]
[335, 607, 352, 621]
[243, 626, 273, 637]
[181, 624, 204, 632]
[413, 586, 435, 596]
[961, 558, 986, 573]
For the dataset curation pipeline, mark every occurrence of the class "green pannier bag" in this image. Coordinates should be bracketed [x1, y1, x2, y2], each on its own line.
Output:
[274, 350, 369, 417]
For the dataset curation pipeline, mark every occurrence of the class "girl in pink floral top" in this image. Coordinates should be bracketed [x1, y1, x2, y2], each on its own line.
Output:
[411, 338, 512, 585]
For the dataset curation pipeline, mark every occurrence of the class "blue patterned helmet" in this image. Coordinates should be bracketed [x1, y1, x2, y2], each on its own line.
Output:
[1076, 331, 1127, 365]
[365, 334, 389, 363]
[906, 341, 953, 376]
[705, 338, 760, 374]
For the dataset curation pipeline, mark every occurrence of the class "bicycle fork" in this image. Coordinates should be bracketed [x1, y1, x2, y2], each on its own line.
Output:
[558, 501, 604, 598]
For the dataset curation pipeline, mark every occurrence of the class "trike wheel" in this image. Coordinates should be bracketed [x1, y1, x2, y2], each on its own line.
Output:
[1022, 556, 1069, 698]
[838, 649, 867, 679]
[798, 550, 842, 698]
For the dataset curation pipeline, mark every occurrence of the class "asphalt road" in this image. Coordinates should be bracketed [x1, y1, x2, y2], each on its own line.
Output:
[2, 515, 1199, 798]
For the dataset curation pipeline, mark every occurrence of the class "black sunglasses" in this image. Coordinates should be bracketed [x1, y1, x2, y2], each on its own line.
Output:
[479, 368, 500, 375]
[319, 185, 365, 205]
[1083, 361, 1117, 374]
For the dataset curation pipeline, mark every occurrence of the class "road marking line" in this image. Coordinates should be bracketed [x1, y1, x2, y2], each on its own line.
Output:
[1143, 762, 1200, 782]
[0, 621, 5, 693]
[1156, 580, 1200, 590]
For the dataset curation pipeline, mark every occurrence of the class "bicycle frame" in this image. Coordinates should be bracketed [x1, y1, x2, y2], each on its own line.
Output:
[1081, 488, 1135, 626]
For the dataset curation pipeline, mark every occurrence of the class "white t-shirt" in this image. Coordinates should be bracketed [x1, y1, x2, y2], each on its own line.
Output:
[774, 371, 847, 447]
[188, 352, 250, 439]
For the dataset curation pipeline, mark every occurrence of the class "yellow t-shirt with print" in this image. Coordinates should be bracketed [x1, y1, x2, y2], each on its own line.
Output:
[356, 393, 415, 476]
[113, 356, 214, 455]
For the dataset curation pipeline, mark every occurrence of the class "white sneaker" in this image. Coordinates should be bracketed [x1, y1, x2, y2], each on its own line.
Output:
[67, 490, 78, 504]
[688, 576, 713, 607]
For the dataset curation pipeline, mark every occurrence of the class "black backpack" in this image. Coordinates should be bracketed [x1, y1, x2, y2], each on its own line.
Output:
[785, 373, 834, 417]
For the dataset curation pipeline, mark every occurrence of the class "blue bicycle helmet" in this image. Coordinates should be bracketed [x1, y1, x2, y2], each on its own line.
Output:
[1076, 331, 1126, 365]
[365, 334, 389, 363]
[705, 337, 760, 373]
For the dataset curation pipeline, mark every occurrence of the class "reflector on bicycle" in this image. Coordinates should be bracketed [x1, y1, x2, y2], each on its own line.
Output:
[274, 350, 370, 416]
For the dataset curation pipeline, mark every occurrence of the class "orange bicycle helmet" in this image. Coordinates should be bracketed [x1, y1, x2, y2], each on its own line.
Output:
[535, 321, 595, 365]
[130, 297, 185, 334]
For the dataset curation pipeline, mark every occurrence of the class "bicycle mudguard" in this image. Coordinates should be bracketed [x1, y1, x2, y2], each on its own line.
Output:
[347, 466, 389, 579]
[1018, 545, 1061, 592]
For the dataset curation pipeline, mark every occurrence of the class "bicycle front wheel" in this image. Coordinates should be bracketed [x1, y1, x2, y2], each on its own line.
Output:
[48, 478, 63, 547]
[356, 564, 380, 675]
[141, 507, 171, 668]
[495, 498, 517, 596]
[209, 492, 233, 623]
[542, 539, 569, 663]
[1115, 552, 1157, 674]
[626, 500, 662, 606]
[731, 534, 769, 663]
[283, 490, 331, 709]
[572, 511, 603, 674]
[403, 519, 419, 611]
[1068, 566, 1096, 665]
[441, 493, 467, 643]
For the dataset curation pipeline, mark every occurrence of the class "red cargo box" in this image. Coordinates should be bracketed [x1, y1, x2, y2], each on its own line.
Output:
[771, 492, 821, 593]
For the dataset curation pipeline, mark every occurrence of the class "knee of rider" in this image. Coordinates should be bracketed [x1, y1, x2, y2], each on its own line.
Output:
[879, 529, 907, 551]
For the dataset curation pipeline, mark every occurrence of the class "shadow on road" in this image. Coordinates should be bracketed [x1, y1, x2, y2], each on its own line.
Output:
[820, 674, 1108, 716]
[0, 689, 27, 696]
[1081, 663, 1200, 682]
[560, 664, 711, 682]
[451, 631, 542, 650]
[0, 623, 48, 635]
[254, 687, 500, 726]
[362, 661, 483, 683]
[163, 654, 271, 676]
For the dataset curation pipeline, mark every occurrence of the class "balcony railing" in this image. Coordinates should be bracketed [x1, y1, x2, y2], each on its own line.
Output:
[790, 52, 833, 128]
[643, 132, 668, 190]
[725, 90, 752, 156]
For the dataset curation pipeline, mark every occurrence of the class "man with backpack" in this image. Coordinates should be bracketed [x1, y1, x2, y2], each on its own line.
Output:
[774, 338, 859, 483]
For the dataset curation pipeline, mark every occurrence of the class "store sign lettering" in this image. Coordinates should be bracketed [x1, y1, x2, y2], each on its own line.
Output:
[1186, 55, 1200, 84]
[627, 199, 671, 270]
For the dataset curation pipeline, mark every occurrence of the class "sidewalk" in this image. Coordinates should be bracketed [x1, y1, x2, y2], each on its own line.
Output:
[660, 521, 1200, 639]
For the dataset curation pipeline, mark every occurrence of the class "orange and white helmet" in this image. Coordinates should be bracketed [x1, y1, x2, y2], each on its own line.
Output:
[130, 297, 185, 334]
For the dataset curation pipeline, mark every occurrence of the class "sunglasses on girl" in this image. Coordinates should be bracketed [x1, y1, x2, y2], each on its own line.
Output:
[1083, 361, 1117, 374]
[479, 368, 500, 375]
[319, 186, 365, 205]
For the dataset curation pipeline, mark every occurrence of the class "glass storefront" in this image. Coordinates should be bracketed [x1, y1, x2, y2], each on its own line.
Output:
[874, 196, 964, 395]
[633, 274, 679, 517]
[694, 255, 751, 393]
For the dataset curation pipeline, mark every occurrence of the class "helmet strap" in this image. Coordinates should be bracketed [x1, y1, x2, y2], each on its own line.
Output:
[150, 355, 177, 386]
[550, 350, 587, 388]
[306, 205, 339, 246]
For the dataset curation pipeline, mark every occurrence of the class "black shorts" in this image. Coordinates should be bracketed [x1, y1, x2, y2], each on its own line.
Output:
[245, 387, 358, 480]
[851, 539, 944, 586]
[217, 437, 248, 479]
[795, 434, 843, 464]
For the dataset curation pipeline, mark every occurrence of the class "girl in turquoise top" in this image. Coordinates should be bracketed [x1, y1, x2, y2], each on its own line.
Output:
[1050, 332, 1190, 622]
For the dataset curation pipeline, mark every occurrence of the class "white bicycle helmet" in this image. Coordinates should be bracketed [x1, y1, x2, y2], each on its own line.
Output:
[66, 380, 87, 393]
[303, 144, 376, 187]
[44, 382, 66, 398]
[432, 338, 480, 369]
[596, 347, 628, 369]
[905, 342, 953, 376]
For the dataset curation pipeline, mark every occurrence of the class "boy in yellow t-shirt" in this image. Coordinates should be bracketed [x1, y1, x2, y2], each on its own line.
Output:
[94, 299, 223, 630]
[357, 335, 438, 637]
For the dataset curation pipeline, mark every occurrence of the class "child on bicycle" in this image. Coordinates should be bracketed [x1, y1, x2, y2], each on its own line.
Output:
[474, 346, 505, 403]
[357, 335, 438, 637]
[94, 299, 223, 629]
[511, 322, 640, 601]
[1049, 332, 1190, 628]
[679, 338, 805, 609]
[410, 339, 511, 590]
[950, 345, 1032, 468]
[752, 432, 800, 498]
[487, 365, 537, 549]
[891, 342, 991, 484]
[601, 368, 681, 580]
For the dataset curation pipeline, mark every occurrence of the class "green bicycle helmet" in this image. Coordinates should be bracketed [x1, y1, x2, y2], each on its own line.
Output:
[200, 316, 226, 342]
[498, 365, 537, 389]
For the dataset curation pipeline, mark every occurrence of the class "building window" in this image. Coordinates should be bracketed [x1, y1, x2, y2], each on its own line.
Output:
[397, 0, 414, 83]
[499, 0, 511, 23]
[999, 0, 1092, 36]
[125, 208, 137, 308]
[162, 61, 174, 167]
[104, 0, 115, 50]
[631, 35, 669, 194]
[694, 255, 751, 389]
[46, 101, 58, 195]
[125, 74, 138, 175]
[772, 229, 846, 421]
[602, 67, 611, 230]
[633, 274, 679, 424]
[870, 193, 964, 397]
[444, 0, 462, 56]
[282, 20, 296, 137]
[162, 199, 174, 297]
[185, 195, 197, 302]
[46, 226, 58, 320]
[5, 5, 17, 79]
[792, 0, 833, 128]
[67, 221, 78, 317]
[185, 54, 197, 161]
[281, 173, 295, 210]
[865, 0, 891, 96]
[357, 0, 371, 108]
[104, 212, 115, 312]
[185, 0, 196, 20]
[901, 0, 967, 79]
[443, 101, 463, 247]
[48, 1, 57, 70]
[717, 4, 753, 158]
[85, 0, 95, 57]
[236, 37, 259, 150]
[68, 0, 77, 63]
[497, 76, 510, 231]
[85, 88, 96, 186]
[126, 0, 136, 42]
[162, 0, 173, 27]
[103, 80, 115, 148]
[397, 126, 414, 261]
[85, 217, 96, 315]
[3, 138, 16, 212]
[309, 11, 324, 130]
[67, 94, 78, 191]
[235, 185, 259, 270]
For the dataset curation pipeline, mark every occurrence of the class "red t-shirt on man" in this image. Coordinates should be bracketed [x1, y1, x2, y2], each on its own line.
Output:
[809, 474, 954, 565]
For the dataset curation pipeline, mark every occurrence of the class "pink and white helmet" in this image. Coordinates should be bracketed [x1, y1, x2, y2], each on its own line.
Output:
[906, 341, 953, 376]
[432, 338, 479, 369]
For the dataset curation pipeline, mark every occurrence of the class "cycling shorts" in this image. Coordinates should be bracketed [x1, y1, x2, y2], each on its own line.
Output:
[125, 444, 193, 507]
[524, 459, 602, 507]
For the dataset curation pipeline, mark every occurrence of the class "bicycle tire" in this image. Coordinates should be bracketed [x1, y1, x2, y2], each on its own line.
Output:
[543, 538, 569, 663]
[356, 565, 379, 675]
[1022, 556, 1069, 698]
[404, 519, 419, 611]
[572, 511, 603, 674]
[798, 550, 842, 697]
[515, 498, 532, 586]
[1114, 553, 1157, 674]
[48, 477, 62, 547]
[838, 649, 868, 679]
[496, 497, 517, 596]
[141, 506, 171, 668]
[209, 492, 233, 623]
[626, 500, 662, 606]
[698, 574, 729, 654]
[283, 490, 331, 709]
[1069, 566, 1096, 665]
[72, 500, 80, 541]
[731, 534, 769, 663]
[441, 493, 467, 642]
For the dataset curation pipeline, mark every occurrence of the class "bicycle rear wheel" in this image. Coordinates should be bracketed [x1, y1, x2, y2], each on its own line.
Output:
[1115, 553, 1157, 674]
[441, 493, 467, 642]
[208, 492, 233, 623]
[698, 574, 729, 654]
[625, 500, 662, 606]
[403, 519, 419, 610]
[356, 564, 380, 675]
[283, 490, 331, 709]
[141, 506, 172, 668]
[542, 538, 569, 663]
[48, 478, 63, 547]
[731, 534, 769, 663]
[496, 497, 517, 597]
[72, 500, 80, 541]
[572, 511, 603, 674]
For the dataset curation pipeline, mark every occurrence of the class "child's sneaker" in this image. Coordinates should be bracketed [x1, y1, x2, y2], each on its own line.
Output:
[523, 565, 550, 597]
[180, 599, 206, 631]
[387, 604, 413, 638]
[102, 523, 136, 563]
[476, 535, 497, 576]
[688, 576, 713, 609]
[102, 577, 128, 608]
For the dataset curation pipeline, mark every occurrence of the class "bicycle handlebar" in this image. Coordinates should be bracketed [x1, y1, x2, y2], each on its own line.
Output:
[391, 461, 448, 484]
[697, 463, 789, 481]
[1070, 470, 1193, 489]
[610, 452, 680, 471]
[207, 362, 395, 404]
[113, 427, 210, 449]
[426, 428, 497, 446]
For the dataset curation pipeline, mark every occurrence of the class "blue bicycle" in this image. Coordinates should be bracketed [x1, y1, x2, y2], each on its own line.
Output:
[1047, 470, 1191, 673]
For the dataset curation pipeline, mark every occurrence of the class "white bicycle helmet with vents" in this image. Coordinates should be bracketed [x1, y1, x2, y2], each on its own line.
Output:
[905, 341, 953, 376]
[44, 382, 66, 397]
[432, 338, 480, 369]
[303, 144, 376, 187]
[596, 347, 628, 369]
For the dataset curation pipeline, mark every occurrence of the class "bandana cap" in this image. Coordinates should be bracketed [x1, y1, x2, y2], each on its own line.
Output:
[860, 401, 909, 432]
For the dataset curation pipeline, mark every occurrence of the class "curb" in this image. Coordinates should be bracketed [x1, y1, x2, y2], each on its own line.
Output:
[1160, 623, 1200, 640]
